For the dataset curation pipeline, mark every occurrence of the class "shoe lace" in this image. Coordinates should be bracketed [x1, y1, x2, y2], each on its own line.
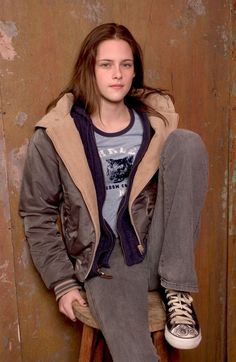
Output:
[166, 290, 195, 326]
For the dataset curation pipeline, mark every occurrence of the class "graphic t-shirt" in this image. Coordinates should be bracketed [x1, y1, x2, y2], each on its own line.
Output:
[94, 110, 143, 234]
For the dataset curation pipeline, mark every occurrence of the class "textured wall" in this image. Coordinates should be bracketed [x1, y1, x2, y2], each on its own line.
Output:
[0, 1, 234, 361]
[229, 2, 236, 362]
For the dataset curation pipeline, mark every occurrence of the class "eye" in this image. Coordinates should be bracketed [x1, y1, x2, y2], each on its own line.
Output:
[99, 63, 111, 68]
[122, 63, 133, 68]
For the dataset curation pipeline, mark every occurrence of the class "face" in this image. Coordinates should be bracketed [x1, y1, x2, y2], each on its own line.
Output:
[94, 39, 135, 106]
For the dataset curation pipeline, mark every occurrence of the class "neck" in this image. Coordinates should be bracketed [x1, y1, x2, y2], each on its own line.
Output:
[91, 100, 130, 133]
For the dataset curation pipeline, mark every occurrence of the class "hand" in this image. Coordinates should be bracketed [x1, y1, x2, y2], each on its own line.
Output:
[58, 289, 87, 322]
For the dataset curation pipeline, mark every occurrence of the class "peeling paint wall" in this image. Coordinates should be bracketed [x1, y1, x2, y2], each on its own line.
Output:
[0, 1, 234, 361]
[8, 139, 28, 191]
[228, 3, 236, 361]
[0, 104, 21, 361]
[0, 21, 18, 61]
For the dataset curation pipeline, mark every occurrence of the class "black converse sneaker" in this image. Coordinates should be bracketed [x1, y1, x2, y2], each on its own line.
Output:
[161, 289, 202, 349]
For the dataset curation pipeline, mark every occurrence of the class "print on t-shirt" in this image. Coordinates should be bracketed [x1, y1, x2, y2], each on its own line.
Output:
[106, 155, 134, 183]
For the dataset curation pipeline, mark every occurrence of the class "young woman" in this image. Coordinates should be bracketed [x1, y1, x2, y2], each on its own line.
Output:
[20, 23, 208, 361]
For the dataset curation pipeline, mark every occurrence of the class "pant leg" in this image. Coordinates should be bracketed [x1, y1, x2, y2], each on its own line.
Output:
[147, 129, 208, 292]
[85, 241, 159, 362]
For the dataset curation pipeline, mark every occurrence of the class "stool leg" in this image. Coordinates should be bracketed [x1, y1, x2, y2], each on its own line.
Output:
[103, 341, 113, 362]
[152, 331, 169, 362]
[168, 347, 180, 362]
[79, 324, 95, 362]
[93, 331, 105, 362]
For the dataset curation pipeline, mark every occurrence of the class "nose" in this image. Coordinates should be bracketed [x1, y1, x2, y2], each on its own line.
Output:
[112, 65, 122, 79]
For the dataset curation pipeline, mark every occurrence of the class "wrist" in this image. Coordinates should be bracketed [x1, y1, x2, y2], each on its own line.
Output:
[54, 278, 81, 301]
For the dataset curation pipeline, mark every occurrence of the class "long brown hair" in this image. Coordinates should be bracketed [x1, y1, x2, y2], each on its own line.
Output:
[46, 23, 172, 124]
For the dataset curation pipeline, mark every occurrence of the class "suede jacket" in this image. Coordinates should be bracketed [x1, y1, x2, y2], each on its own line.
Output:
[19, 93, 179, 300]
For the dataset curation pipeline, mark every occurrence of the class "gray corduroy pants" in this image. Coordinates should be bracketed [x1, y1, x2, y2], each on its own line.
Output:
[85, 129, 208, 362]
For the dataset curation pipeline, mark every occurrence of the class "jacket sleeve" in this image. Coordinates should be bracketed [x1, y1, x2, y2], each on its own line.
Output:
[19, 128, 80, 297]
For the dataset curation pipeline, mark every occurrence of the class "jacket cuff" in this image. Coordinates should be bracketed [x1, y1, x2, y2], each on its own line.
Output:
[54, 278, 81, 301]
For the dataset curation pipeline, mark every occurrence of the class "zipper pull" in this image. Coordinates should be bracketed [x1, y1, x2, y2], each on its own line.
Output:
[97, 268, 113, 279]
[137, 244, 145, 255]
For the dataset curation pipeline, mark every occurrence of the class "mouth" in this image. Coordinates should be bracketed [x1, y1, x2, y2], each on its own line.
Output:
[110, 84, 124, 89]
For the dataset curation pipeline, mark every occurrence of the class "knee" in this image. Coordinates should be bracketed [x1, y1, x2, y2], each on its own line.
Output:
[161, 129, 208, 167]
[164, 129, 207, 156]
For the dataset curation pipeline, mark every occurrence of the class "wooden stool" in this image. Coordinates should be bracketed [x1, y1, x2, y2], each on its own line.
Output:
[73, 290, 179, 362]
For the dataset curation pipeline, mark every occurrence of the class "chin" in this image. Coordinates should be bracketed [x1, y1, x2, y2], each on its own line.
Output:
[102, 95, 127, 104]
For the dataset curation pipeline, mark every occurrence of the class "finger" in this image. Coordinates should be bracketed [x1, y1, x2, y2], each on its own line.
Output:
[67, 305, 77, 321]
[60, 304, 77, 322]
[77, 296, 87, 307]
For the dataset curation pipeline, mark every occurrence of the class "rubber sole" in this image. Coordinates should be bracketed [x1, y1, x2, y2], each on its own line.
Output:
[165, 326, 202, 349]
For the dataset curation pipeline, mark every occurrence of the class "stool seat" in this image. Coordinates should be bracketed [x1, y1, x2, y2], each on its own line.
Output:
[73, 290, 166, 332]
[73, 290, 179, 362]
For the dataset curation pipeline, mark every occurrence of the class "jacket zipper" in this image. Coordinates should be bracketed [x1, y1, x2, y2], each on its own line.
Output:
[116, 181, 145, 258]
[96, 221, 115, 279]
[83, 223, 115, 280]
[115, 111, 151, 256]
[129, 207, 145, 255]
